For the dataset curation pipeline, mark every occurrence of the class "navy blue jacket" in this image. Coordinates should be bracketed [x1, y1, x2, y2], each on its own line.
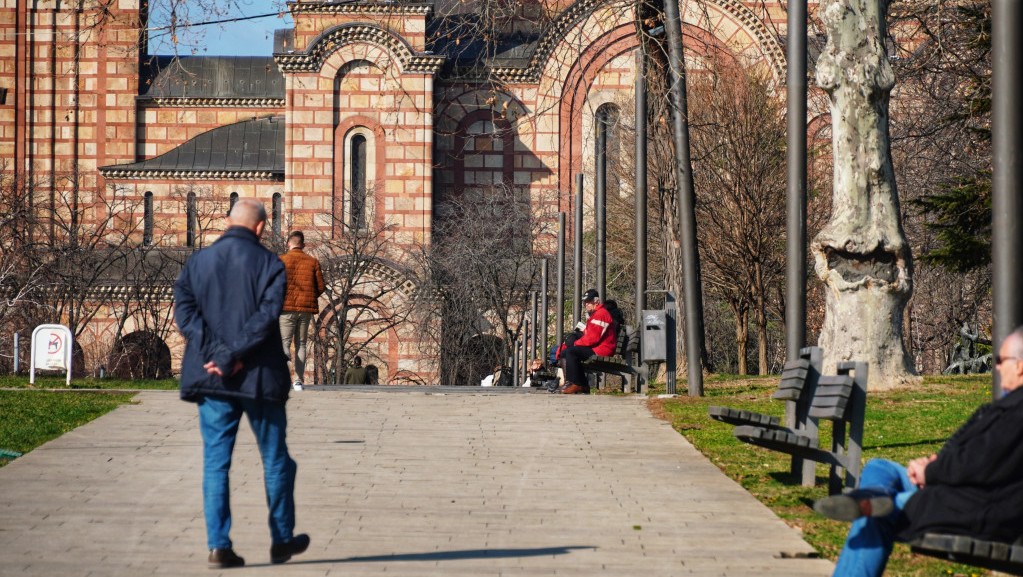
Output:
[897, 387, 1023, 542]
[173, 226, 291, 403]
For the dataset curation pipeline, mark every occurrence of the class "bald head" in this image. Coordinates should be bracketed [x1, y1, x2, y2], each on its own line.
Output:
[996, 327, 1023, 393]
[228, 198, 267, 235]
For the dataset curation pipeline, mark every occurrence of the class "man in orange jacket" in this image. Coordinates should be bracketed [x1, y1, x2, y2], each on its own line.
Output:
[279, 231, 325, 390]
[558, 289, 618, 394]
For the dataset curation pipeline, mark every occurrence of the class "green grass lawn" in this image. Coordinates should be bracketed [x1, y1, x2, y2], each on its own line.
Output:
[649, 374, 994, 577]
[0, 375, 177, 467]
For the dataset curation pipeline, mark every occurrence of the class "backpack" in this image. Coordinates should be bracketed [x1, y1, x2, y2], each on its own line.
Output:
[603, 299, 626, 334]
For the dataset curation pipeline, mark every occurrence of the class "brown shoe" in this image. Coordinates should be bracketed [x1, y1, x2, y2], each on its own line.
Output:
[208, 548, 245, 568]
[270, 533, 310, 564]
[560, 383, 587, 394]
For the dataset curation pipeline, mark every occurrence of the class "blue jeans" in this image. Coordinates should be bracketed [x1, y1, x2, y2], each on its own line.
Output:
[833, 459, 918, 577]
[198, 395, 297, 550]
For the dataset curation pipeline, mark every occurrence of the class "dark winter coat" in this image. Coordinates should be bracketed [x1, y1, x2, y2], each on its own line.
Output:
[897, 387, 1023, 543]
[174, 226, 291, 403]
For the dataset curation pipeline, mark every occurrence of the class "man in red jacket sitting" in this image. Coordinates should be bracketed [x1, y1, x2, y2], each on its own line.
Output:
[558, 289, 618, 394]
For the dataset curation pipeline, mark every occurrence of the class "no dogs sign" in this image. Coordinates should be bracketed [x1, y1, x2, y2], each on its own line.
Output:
[31, 324, 73, 386]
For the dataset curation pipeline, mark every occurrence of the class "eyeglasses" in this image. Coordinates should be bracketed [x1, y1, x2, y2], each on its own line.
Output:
[995, 354, 1020, 366]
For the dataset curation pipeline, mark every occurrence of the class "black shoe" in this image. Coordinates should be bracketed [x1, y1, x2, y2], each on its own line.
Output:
[813, 491, 894, 522]
[208, 548, 245, 568]
[270, 533, 310, 564]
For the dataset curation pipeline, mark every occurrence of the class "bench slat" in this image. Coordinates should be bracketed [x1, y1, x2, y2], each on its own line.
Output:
[733, 425, 821, 450]
[708, 406, 781, 428]
[911, 533, 1023, 576]
[817, 375, 854, 387]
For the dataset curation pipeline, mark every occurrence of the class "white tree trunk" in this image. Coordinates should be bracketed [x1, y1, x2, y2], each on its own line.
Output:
[812, 0, 917, 389]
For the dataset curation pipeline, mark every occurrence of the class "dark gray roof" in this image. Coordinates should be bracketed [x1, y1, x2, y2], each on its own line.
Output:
[140, 56, 285, 100]
[99, 116, 285, 178]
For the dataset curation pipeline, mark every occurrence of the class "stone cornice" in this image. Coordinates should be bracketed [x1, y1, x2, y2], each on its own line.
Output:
[98, 168, 284, 182]
[275, 22, 445, 74]
[137, 97, 286, 108]
[287, 0, 433, 17]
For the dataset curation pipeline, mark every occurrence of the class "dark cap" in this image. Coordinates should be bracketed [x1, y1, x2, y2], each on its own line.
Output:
[582, 289, 600, 303]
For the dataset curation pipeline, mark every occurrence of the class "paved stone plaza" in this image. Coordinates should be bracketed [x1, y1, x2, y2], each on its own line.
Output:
[0, 389, 833, 576]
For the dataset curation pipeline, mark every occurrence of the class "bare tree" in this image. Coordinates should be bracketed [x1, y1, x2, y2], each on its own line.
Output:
[313, 221, 417, 385]
[30, 178, 143, 344]
[0, 166, 45, 373]
[690, 62, 787, 375]
[415, 184, 556, 386]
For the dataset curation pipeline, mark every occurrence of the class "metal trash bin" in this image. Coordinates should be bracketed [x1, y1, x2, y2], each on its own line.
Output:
[642, 310, 667, 362]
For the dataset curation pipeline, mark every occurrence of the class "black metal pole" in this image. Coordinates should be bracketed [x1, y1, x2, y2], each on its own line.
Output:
[662, 0, 704, 396]
[596, 114, 607, 300]
[512, 339, 519, 387]
[520, 325, 528, 385]
[992, 0, 1023, 399]
[666, 292, 677, 396]
[574, 173, 584, 325]
[557, 212, 566, 348]
[786, 0, 810, 486]
[541, 260, 549, 363]
[530, 291, 538, 369]
[635, 48, 648, 352]
[786, 0, 808, 361]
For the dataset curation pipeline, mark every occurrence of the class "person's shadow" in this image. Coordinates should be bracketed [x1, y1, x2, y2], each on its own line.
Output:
[246, 546, 594, 567]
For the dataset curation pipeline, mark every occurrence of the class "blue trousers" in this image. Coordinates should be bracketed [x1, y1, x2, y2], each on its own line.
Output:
[833, 459, 918, 577]
[198, 396, 297, 550]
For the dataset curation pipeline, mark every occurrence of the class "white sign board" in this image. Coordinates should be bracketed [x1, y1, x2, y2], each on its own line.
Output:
[30, 324, 73, 386]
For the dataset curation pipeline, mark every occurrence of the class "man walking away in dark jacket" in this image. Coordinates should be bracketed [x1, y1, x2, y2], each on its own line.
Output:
[174, 198, 310, 569]
[813, 325, 1023, 577]
[279, 230, 325, 390]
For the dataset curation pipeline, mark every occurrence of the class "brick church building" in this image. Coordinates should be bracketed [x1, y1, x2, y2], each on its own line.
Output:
[0, 0, 788, 384]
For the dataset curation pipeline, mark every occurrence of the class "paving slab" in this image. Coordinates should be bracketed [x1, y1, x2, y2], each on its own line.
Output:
[0, 389, 833, 576]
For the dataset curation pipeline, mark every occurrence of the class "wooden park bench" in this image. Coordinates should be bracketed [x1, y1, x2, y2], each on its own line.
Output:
[708, 346, 823, 485]
[733, 361, 868, 493]
[910, 533, 1023, 576]
[582, 325, 645, 392]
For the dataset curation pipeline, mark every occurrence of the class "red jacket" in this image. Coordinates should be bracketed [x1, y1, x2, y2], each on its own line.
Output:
[280, 248, 325, 313]
[574, 303, 618, 356]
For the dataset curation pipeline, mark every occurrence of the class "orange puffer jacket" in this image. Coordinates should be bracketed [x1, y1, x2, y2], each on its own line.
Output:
[280, 248, 325, 313]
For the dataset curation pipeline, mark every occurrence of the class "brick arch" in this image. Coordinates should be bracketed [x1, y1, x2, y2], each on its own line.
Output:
[554, 24, 640, 203]
[551, 21, 741, 202]
[275, 22, 443, 76]
[313, 257, 419, 384]
[434, 88, 534, 139]
[501, 0, 785, 84]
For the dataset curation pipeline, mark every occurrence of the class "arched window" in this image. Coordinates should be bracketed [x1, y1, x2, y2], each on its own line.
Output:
[451, 112, 513, 199]
[229, 192, 239, 214]
[272, 193, 282, 236]
[143, 191, 154, 246]
[186, 192, 197, 248]
[338, 127, 375, 236]
[350, 134, 367, 231]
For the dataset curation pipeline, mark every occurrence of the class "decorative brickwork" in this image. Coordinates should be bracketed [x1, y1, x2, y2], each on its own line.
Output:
[0, 0, 797, 383]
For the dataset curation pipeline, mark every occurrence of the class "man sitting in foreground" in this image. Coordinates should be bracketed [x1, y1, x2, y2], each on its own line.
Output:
[814, 326, 1023, 577]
